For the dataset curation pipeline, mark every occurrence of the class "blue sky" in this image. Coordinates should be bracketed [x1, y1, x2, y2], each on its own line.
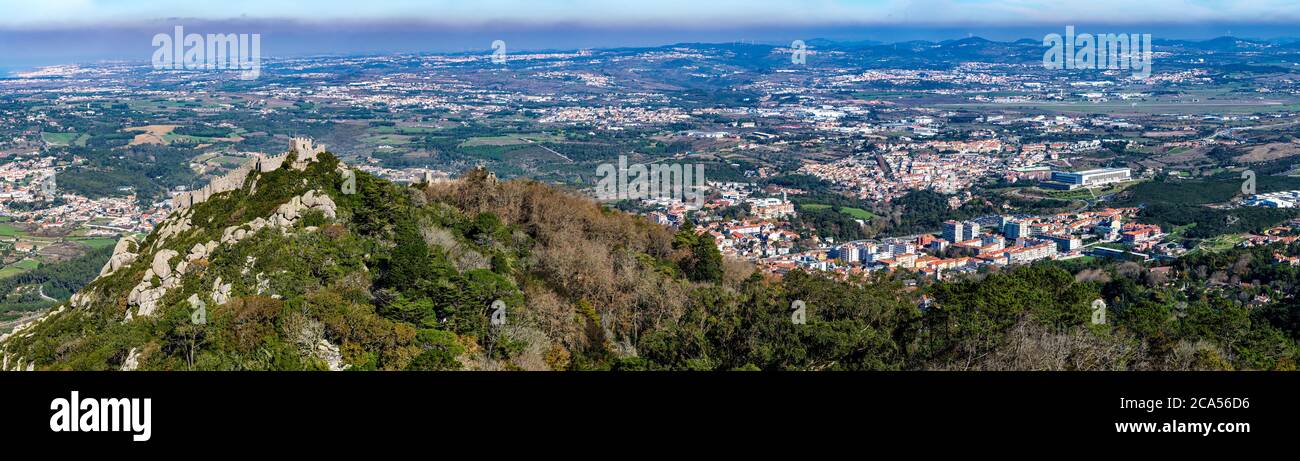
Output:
[2, 0, 1298, 27]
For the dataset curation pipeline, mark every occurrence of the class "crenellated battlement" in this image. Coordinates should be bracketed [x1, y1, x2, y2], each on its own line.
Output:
[171, 161, 253, 209]
[289, 137, 325, 169]
[256, 152, 287, 173]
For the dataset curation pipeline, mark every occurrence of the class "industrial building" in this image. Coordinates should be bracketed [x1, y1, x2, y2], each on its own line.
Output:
[1043, 168, 1131, 190]
[1244, 190, 1300, 208]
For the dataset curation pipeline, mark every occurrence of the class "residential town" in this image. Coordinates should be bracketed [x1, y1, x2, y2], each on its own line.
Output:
[0, 154, 167, 234]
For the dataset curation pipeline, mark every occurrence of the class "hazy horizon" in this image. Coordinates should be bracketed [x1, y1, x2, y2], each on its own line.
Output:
[4, 0, 1300, 26]
[3, 18, 1300, 72]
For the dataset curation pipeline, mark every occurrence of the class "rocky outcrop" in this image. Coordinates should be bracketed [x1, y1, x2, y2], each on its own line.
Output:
[315, 339, 347, 371]
[4, 135, 352, 370]
[0, 304, 66, 370]
[125, 189, 337, 321]
[293, 317, 347, 371]
[99, 236, 139, 277]
[69, 290, 95, 309]
[242, 256, 257, 276]
[126, 249, 183, 320]
[4, 357, 34, 372]
[187, 243, 208, 261]
[150, 249, 178, 279]
[255, 272, 270, 295]
[121, 348, 140, 371]
[211, 277, 232, 305]
[153, 211, 193, 249]
[1, 305, 64, 345]
[271, 190, 338, 227]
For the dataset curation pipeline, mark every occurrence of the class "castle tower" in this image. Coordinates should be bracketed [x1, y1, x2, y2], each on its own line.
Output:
[288, 137, 325, 169]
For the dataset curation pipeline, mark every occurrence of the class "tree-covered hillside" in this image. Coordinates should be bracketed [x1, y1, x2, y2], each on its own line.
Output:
[2, 149, 1297, 371]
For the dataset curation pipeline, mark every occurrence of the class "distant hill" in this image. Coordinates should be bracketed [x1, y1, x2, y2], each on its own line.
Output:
[1158, 36, 1274, 52]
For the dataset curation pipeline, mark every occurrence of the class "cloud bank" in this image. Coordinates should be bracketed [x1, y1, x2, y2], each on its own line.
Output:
[1, 0, 1297, 28]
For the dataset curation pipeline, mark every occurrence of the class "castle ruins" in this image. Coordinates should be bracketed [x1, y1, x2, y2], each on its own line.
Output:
[171, 137, 326, 210]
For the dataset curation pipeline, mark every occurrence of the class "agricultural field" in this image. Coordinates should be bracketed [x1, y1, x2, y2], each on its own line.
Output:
[800, 203, 876, 220]
[41, 131, 88, 147]
[0, 258, 38, 279]
[0, 218, 119, 280]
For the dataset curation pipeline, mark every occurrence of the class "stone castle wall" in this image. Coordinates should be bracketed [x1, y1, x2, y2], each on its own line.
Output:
[171, 137, 326, 210]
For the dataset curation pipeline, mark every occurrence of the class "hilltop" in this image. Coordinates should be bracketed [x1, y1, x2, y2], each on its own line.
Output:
[0, 138, 696, 370]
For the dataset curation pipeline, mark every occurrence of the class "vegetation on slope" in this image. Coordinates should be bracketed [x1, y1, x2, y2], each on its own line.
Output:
[0, 246, 112, 320]
[2, 152, 1298, 371]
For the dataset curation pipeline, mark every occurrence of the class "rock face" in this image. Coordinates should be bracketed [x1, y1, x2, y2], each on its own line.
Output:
[255, 273, 270, 295]
[4, 135, 354, 370]
[155, 214, 191, 243]
[0, 305, 65, 370]
[121, 348, 140, 371]
[69, 290, 95, 309]
[188, 243, 208, 261]
[1, 305, 64, 345]
[301, 190, 337, 219]
[127, 249, 183, 320]
[151, 249, 179, 279]
[272, 190, 338, 226]
[124, 189, 338, 321]
[99, 236, 139, 277]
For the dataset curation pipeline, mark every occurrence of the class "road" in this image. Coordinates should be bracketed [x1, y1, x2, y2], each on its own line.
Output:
[520, 137, 573, 162]
[37, 284, 56, 302]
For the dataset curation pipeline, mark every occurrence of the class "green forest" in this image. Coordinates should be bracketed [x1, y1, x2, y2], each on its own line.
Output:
[0, 246, 111, 320]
